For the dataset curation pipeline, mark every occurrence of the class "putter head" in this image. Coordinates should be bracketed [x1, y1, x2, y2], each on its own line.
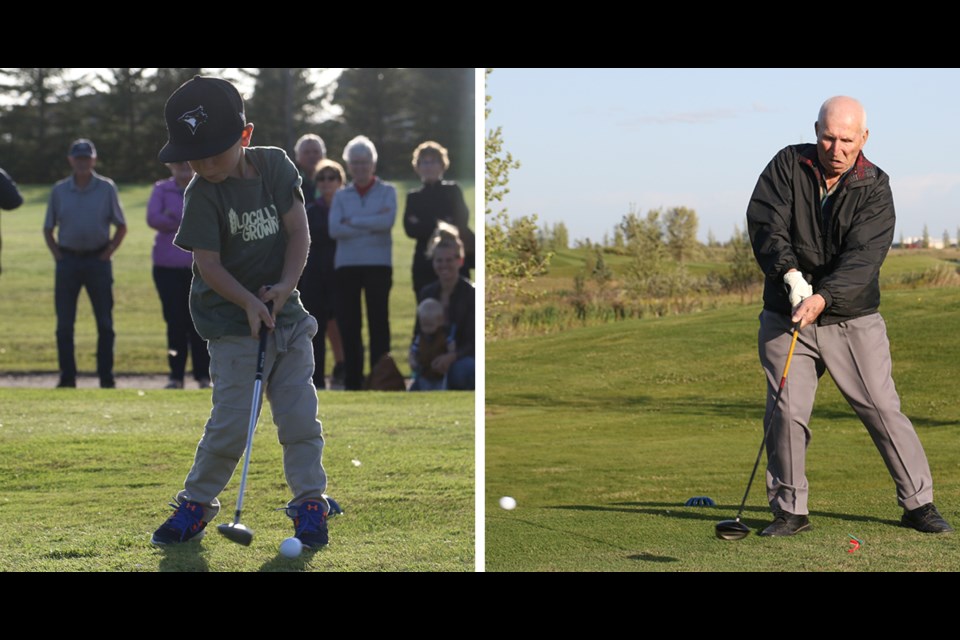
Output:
[217, 522, 254, 546]
[715, 518, 751, 541]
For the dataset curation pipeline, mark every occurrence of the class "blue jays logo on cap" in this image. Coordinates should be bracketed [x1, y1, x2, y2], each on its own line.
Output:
[178, 106, 208, 136]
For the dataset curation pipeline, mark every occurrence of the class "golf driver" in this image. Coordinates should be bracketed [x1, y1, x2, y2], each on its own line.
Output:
[218, 303, 272, 546]
[716, 320, 802, 541]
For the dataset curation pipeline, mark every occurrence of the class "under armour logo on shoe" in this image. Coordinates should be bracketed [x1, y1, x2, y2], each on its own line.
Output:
[178, 106, 208, 135]
[306, 503, 319, 512]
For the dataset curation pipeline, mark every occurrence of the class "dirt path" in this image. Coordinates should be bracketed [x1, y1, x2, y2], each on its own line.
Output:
[0, 373, 396, 390]
[0, 373, 208, 390]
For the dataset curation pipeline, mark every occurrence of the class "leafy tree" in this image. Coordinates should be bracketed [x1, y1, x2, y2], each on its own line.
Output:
[591, 244, 612, 288]
[242, 68, 328, 154]
[725, 225, 763, 301]
[0, 68, 72, 181]
[329, 68, 474, 180]
[613, 226, 625, 251]
[552, 222, 569, 250]
[943, 229, 951, 249]
[485, 69, 551, 336]
[621, 206, 668, 295]
[707, 228, 719, 248]
[922, 224, 930, 249]
[664, 206, 699, 263]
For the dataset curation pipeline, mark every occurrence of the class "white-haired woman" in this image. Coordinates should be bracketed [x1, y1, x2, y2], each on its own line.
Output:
[329, 135, 397, 390]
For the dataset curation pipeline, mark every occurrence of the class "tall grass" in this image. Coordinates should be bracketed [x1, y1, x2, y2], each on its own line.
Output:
[489, 247, 960, 338]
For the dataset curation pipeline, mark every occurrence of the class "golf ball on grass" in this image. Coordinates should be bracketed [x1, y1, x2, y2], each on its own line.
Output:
[499, 496, 517, 510]
[279, 536, 302, 558]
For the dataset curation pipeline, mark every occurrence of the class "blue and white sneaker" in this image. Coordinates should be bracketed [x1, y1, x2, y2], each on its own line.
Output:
[287, 500, 329, 548]
[151, 499, 207, 545]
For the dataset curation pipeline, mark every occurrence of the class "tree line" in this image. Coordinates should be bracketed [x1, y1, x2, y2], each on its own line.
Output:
[0, 68, 475, 184]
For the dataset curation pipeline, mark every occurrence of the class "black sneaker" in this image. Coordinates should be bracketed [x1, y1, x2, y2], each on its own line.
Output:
[56, 377, 76, 388]
[901, 503, 954, 533]
[759, 509, 812, 537]
[287, 499, 329, 548]
[151, 499, 208, 544]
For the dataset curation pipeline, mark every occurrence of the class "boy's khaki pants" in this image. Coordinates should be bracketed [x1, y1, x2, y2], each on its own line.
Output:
[177, 315, 328, 521]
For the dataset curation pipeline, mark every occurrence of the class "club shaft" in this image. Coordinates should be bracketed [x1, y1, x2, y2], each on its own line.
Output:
[734, 321, 801, 520]
[231, 320, 270, 524]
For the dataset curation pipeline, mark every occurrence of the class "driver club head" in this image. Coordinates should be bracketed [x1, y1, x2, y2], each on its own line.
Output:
[715, 518, 751, 541]
[217, 522, 254, 546]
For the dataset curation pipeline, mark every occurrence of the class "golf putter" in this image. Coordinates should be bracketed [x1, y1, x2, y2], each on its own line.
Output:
[716, 320, 802, 541]
[218, 301, 273, 546]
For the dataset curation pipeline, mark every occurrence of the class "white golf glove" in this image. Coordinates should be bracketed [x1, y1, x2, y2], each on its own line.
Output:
[783, 271, 813, 307]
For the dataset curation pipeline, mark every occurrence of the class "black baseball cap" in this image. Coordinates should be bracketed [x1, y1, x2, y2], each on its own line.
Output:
[158, 76, 246, 163]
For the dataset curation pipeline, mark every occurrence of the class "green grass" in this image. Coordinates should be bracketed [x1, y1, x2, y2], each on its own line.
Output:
[485, 287, 960, 571]
[0, 389, 474, 571]
[0, 180, 474, 377]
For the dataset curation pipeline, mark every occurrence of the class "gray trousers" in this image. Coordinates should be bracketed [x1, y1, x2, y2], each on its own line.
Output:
[178, 315, 328, 521]
[758, 310, 933, 515]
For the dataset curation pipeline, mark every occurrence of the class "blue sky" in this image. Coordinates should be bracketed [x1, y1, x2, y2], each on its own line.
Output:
[485, 68, 960, 245]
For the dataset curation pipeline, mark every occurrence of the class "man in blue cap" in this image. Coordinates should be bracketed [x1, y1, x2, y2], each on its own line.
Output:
[43, 138, 127, 388]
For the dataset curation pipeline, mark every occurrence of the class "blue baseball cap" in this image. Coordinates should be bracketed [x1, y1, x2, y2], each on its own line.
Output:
[69, 139, 97, 158]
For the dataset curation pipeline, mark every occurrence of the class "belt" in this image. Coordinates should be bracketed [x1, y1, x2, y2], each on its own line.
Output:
[60, 244, 108, 258]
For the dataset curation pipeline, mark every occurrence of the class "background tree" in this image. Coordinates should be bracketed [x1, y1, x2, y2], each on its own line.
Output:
[664, 206, 699, 263]
[0, 68, 473, 184]
[242, 68, 327, 154]
[485, 69, 551, 336]
[707, 228, 718, 248]
[95, 68, 155, 181]
[621, 206, 667, 295]
[328, 68, 474, 180]
[724, 225, 763, 302]
[0, 68, 72, 182]
[943, 229, 951, 249]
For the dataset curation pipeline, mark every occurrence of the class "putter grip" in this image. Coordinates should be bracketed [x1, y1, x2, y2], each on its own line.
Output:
[256, 300, 273, 377]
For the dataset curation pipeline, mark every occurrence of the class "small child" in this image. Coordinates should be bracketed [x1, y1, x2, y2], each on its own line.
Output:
[408, 298, 455, 391]
[150, 76, 330, 548]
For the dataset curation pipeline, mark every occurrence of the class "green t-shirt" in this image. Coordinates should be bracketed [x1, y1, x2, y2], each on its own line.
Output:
[175, 146, 309, 339]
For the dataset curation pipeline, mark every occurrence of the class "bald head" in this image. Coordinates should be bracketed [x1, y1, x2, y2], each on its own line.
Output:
[814, 96, 870, 179]
[818, 96, 867, 134]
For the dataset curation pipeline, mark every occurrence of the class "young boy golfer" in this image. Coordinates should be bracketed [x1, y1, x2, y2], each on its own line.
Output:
[150, 76, 331, 548]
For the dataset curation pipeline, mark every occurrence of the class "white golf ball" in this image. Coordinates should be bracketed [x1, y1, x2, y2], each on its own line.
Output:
[279, 536, 303, 558]
[499, 496, 517, 510]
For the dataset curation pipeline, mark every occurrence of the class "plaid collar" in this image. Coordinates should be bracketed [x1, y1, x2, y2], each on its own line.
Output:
[799, 145, 877, 190]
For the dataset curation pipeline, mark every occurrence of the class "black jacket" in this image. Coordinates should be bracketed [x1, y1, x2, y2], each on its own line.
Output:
[747, 144, 894, 325]
[403, 181, 474, 270]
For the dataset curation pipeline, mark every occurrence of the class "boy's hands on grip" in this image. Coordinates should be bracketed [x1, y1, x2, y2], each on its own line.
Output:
[244, 292, 276, 339]
[241, 284, 293, 338]
[259, 283, 293, 319]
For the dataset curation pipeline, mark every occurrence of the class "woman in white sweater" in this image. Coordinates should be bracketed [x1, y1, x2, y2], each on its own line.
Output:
[328, 135, 397, 390]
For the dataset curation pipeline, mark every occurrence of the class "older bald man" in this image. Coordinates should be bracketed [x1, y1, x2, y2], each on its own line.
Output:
[746, 96, 952, 536]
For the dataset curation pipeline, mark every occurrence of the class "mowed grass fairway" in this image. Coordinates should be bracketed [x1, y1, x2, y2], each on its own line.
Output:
[0, 390, 473, 571]
[0, 179, 474, 377]
[486, 287, 960, 571]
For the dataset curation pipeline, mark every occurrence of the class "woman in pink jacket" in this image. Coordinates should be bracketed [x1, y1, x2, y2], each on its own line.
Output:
[147, 161, 210, 389]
